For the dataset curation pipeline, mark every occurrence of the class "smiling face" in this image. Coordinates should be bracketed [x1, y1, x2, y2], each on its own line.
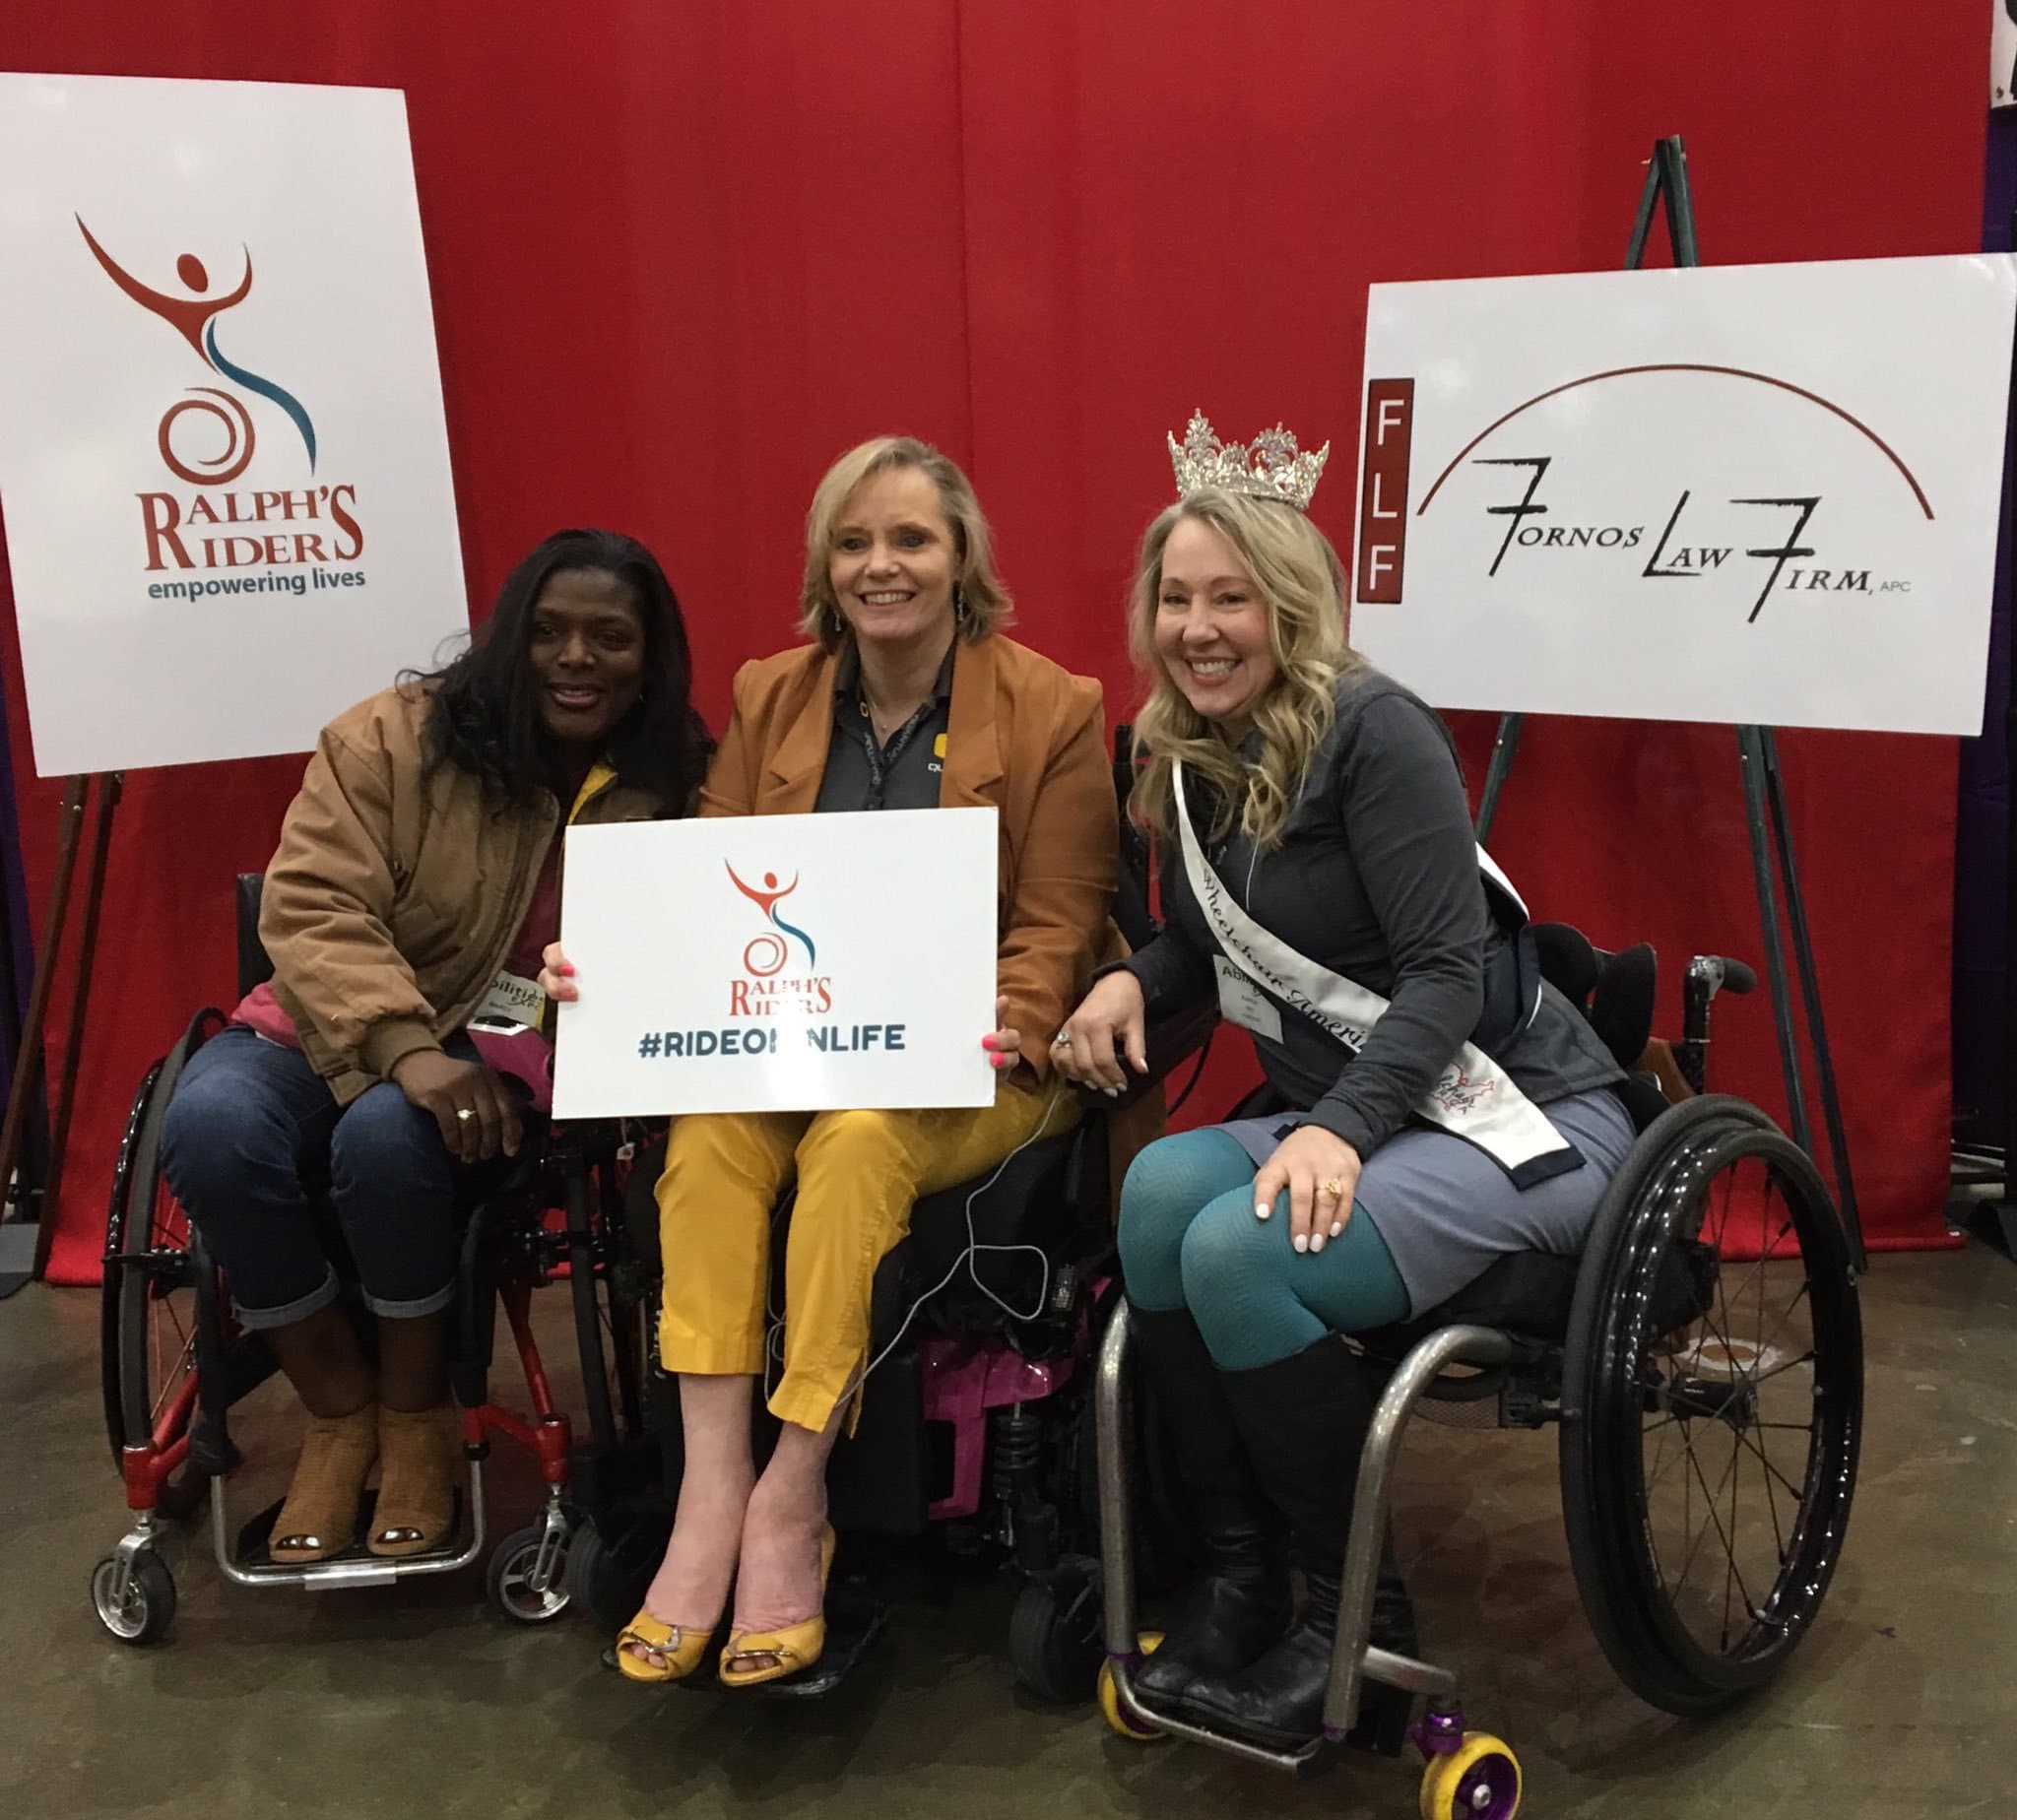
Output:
[1151, 513, 1281, 738]
[527, 567, 646, 755]
[826, 465, 959, 658]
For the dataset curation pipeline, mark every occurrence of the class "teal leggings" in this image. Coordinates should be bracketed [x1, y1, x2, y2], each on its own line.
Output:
[1117, 1128, 1410, 1370]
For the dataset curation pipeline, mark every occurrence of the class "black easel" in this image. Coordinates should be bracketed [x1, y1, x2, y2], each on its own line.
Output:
[0, 771, 123, 1282]
[1473, 135, 1866, 1270]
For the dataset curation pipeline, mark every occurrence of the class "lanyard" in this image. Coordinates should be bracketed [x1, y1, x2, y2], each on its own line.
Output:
[855, 695, 938, 810]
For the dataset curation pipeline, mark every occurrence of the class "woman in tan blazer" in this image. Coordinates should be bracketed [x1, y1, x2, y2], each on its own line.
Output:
[545, 437, 1115, 1687]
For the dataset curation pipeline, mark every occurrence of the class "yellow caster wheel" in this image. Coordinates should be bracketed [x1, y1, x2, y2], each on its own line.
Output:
[1096, 1630, 1166, 1742]
[1419, 1732, 1521, 1820]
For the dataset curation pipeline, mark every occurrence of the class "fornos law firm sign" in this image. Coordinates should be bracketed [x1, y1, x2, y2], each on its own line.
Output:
[0, 75, 469, 775]
[1350, 257, 2017, 736]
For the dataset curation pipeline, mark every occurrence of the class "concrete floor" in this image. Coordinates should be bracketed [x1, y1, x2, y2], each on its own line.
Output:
[1, 1243, 2011, 1820]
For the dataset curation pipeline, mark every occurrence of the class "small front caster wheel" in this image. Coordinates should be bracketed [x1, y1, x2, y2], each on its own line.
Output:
[1419, 1732, 1521, 1820]
[488, 1523, 572, 1624]
[92, 1551, 176, 1646]
[1095, 1629, 1166, 1741]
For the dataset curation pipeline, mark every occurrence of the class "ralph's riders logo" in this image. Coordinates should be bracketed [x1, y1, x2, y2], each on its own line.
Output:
[78, 217, 367, 604]
[724, 863, 831, 1015]
[1356, 363, 1927, 618]
[630, 860, 907, 1064]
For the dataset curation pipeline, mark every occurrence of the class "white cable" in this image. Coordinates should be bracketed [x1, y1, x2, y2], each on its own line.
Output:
[759, 1080, 1074, 1412]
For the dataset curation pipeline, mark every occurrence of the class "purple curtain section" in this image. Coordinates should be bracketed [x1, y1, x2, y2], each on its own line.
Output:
[1957, 112, 2017, 1152]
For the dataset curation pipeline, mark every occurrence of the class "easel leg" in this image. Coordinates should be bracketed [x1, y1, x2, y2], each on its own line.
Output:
[33, 774, 122, 1278]
[0, 777, 90, 1232]
[1736, 728, 1815, 1156]
[1474, 712, 1526, 846]
[1754, 731, 1865, 1268]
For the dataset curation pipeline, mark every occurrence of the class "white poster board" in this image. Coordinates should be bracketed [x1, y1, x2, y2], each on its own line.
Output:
[0, 75, 469, 776]
[1350, 257, 2016, 736]
[553, 809, 1001, 1119]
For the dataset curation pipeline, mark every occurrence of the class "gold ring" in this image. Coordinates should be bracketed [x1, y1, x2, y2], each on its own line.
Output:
[1318, 1177, 1344, 1199]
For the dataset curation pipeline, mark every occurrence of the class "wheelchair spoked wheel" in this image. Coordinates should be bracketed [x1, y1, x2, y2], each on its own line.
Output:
[100, 1019, 221, 1520]
[1562, 1095, 1862, 1716]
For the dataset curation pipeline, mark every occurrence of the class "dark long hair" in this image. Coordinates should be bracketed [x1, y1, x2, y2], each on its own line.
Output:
[419, 528, 712, 808]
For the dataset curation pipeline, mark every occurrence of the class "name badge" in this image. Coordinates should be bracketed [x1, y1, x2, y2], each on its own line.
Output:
[473, 969, 544, 1030]
[1214, 957, 1283, 1043]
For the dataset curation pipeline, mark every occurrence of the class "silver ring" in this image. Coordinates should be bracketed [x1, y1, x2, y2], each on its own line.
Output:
[1051, 1033, 1072, 1048]
[456, 1108, 477, 1124]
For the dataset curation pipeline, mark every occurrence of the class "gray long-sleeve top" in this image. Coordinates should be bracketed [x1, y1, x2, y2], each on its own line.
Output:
[1123, 671, 1622, 1159]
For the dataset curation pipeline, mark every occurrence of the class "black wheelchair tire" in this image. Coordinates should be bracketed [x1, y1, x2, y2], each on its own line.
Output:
[1561, 1095, 1862, 1716]
[103, 1015, 224, 1521]
[563, 1515, 673, 1636]
[101, 1059, 166, 1462]
[1008, 1560, 1104, 1704]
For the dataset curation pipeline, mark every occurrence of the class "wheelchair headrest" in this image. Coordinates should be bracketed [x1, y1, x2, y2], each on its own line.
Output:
[1531, 922, 1598, 1010]
[1531, 921, 1656, 1072]
[1589, 942, 1657, 1073]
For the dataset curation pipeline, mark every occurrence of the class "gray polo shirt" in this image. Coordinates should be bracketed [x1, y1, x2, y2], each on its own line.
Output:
[814, 641, 954, 812]
[1122, 670, 1623, 1160]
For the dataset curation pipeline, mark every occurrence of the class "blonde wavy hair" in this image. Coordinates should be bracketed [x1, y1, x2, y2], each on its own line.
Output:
[1129, 488, 1363, 849]
[798, 435, 1012, 652]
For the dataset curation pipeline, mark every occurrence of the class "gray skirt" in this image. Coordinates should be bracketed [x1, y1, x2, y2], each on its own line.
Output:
[1209, 1087, 1637, 1317]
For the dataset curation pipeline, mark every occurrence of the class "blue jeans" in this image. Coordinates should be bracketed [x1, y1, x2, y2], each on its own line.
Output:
[159, 1025, 479, 1331]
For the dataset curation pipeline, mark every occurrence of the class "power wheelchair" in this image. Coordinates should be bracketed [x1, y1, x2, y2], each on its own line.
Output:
[93, 875, 652, 1643]
[1092, 927, 1865, 1819]
[561, 730, 1213, 1696]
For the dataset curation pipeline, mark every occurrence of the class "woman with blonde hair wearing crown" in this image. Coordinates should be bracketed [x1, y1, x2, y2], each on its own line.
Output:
[1053, 414, 1632, 1751]
[542, 435, 1115, 1686]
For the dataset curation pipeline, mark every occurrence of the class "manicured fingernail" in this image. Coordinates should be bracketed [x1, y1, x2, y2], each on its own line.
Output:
[981, 1036, 997, 1050]
[1310, 1233, 1326, 1254]
[1256, 1202, 1270, 1220]
[1330, 1221, 1344, 1238]
[559, 963, 575, 976]
[1293, 1233, 1309, 1254]
[1105, 1085, 1120, 1097]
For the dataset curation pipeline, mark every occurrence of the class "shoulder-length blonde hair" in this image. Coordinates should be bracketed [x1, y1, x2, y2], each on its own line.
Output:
[798, 435, 1012, 652]
[1129, 488, 1363, 850]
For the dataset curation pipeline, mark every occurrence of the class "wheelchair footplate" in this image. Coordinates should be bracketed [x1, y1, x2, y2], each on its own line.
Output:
[232, 1489, 470, 1576]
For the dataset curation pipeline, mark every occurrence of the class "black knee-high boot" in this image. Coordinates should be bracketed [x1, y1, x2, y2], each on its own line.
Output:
[1126, 1306, 1293, 1710]
[1183, 1335, 1417, 1753]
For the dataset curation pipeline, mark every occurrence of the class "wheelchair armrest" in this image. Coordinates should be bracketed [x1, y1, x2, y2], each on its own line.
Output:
[1074, 998, 1220, 1113]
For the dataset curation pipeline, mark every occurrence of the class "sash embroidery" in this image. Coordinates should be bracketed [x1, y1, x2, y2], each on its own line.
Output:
[1173, 764, 1576, 1183]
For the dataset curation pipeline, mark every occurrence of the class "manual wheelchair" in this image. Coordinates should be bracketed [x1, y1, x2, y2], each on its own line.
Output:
[1091, 929, 1864, 1818]
[92, 876, 652, 1644]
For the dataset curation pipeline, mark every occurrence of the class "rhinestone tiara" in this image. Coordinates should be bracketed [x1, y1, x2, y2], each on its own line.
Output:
[1167, 409, 1331, 511]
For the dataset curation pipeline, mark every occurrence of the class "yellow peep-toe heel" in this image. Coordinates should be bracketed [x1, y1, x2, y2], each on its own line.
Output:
[718, 1525, 837, 1689]
[614, 1607, 716, 1684]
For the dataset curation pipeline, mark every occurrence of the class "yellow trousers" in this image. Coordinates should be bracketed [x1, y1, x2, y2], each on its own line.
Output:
[656, 1075, 1074, 1432]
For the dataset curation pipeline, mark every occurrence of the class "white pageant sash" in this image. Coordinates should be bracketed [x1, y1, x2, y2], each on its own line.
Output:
[1173, 765, 1575, 1181]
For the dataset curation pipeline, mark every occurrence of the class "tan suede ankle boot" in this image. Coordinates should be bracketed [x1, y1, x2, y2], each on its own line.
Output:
[271, 1403, 378, 1563]
[368, 1403, 461, 1558]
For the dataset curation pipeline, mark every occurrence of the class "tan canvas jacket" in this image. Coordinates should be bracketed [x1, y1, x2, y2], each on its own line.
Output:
[260, 683, 672, 1104]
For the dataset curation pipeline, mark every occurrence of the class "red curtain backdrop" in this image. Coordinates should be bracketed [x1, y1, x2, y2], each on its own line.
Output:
[0, 2, 1980, 1281]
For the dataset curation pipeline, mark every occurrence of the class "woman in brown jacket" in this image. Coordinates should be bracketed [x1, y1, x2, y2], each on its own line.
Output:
[160, 529, 709, 1566]
[545, 438, 1115, 1687]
